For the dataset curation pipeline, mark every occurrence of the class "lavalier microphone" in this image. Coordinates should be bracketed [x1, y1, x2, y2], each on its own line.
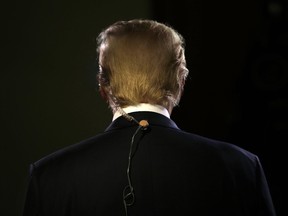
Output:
[138, 119, 149, 129]
[117, 107, 149, 129]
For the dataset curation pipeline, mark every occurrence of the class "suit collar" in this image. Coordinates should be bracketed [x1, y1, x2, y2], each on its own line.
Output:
[105, 111, 179, 132]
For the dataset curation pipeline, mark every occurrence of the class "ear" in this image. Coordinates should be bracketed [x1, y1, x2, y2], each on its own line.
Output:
[99, 85, 117, 114]
[99, 86, 109, 102]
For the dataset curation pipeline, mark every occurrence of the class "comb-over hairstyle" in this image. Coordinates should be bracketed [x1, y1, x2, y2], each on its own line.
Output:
[97, 19, 188, 112]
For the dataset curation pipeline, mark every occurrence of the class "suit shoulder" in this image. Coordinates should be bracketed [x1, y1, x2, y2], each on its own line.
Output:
[33, 132, 109, 171]
[178, 130, 258, 163]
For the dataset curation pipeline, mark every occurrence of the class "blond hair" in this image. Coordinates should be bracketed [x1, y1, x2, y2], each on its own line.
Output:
[97, 19, 188, 112]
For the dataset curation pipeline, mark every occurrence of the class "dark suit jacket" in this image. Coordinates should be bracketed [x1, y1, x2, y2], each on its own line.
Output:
[23, 111, 276, 216]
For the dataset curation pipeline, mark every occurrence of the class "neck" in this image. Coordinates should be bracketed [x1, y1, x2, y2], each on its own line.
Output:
[112, 103, 170, 121]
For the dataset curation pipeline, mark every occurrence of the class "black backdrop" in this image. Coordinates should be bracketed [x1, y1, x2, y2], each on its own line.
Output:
[154, 1, 287, 215]
[1, 0, 287, 216]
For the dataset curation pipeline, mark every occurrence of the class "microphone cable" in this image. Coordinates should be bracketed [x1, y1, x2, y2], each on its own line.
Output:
[123, 124, 142, 216]
[119, 108, 149, 216]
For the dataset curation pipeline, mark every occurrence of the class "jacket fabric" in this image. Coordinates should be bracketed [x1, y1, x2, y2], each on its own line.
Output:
[22, 111, 276, 216]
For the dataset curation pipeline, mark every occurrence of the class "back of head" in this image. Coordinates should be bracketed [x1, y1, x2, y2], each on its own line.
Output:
[97, 19, 188, 113]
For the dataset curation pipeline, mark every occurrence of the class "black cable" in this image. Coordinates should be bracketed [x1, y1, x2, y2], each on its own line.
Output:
[123, 125, 143, 216]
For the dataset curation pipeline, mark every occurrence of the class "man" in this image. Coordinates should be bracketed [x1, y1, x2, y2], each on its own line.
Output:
[23, 19, 276, 216]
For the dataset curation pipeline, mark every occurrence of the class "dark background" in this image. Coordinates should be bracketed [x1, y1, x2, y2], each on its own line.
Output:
[1, 0, 287, 215]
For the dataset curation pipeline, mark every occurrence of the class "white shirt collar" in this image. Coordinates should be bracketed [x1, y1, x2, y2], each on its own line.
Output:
[112, 103, 170, 121]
